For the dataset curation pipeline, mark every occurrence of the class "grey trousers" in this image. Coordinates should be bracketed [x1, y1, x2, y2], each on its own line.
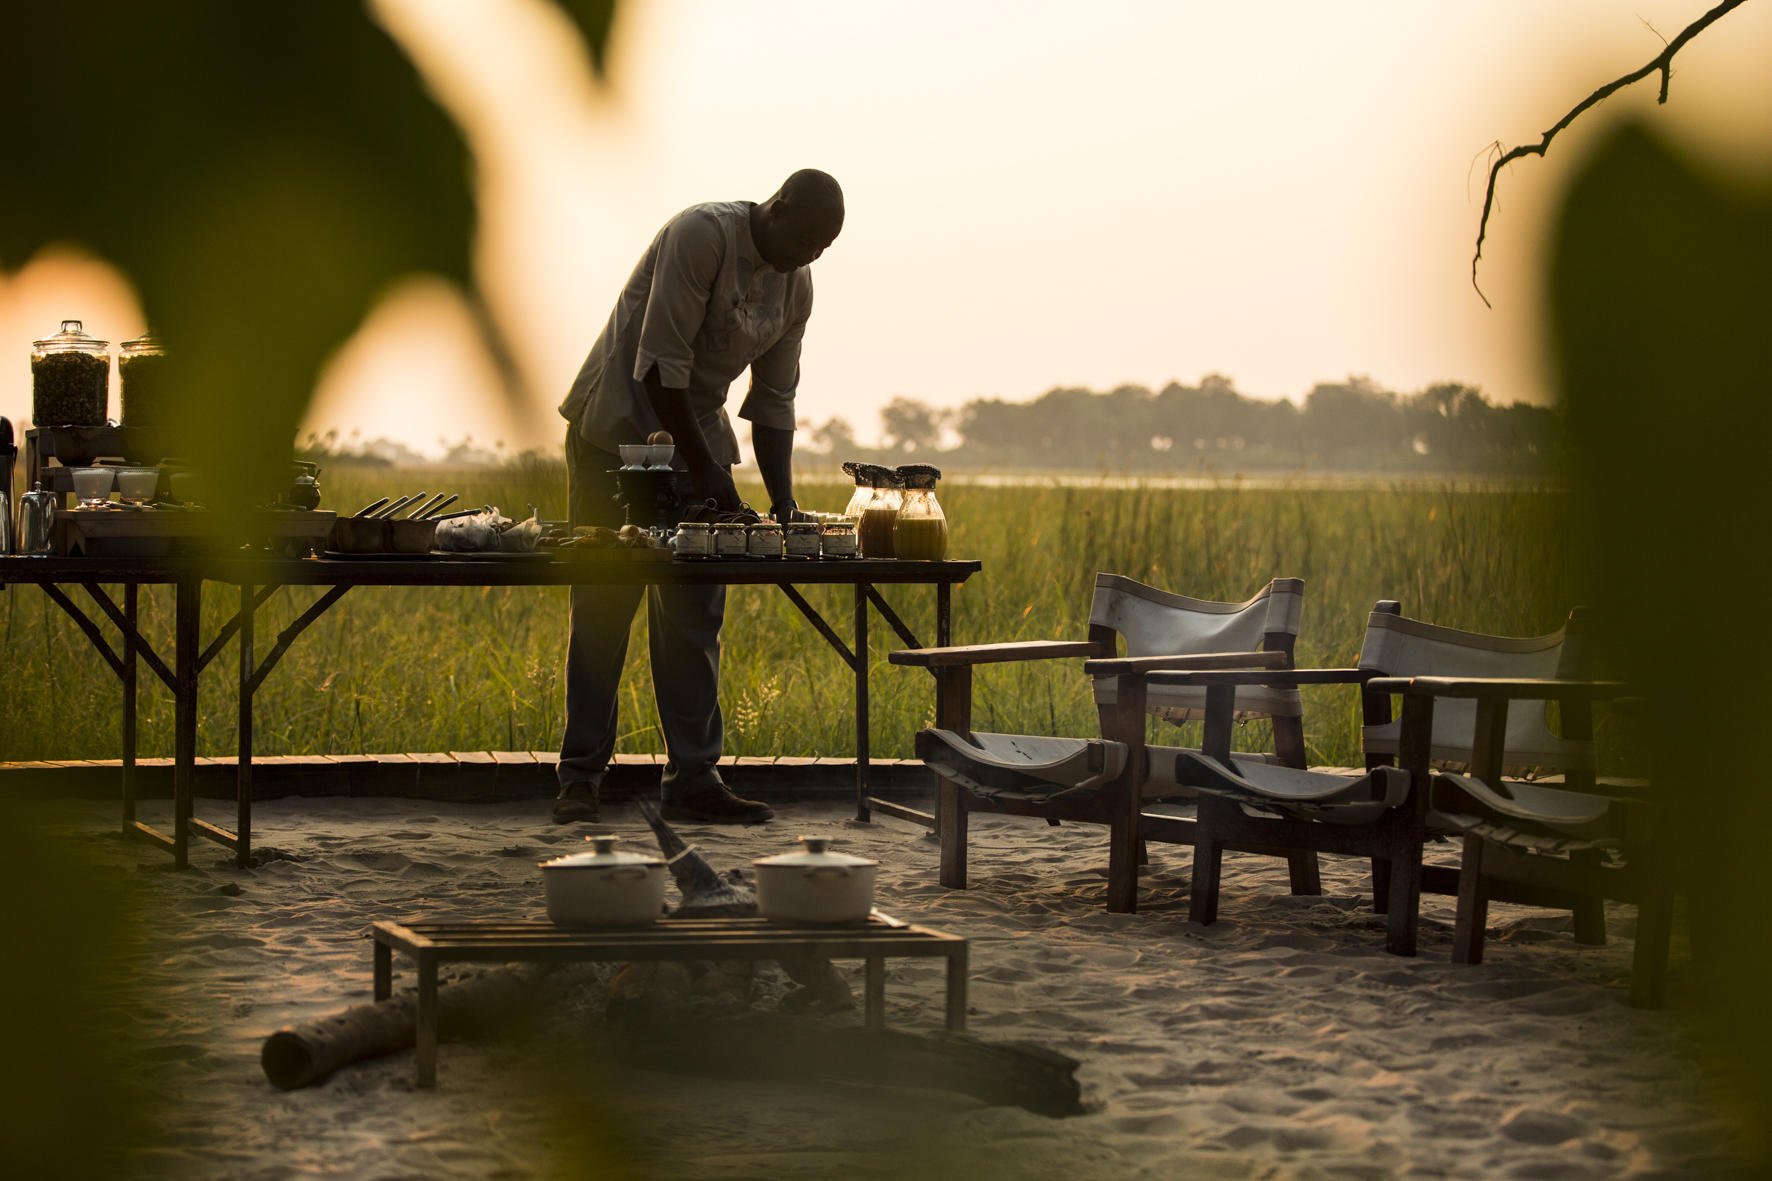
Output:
[558, 427, 727, 798]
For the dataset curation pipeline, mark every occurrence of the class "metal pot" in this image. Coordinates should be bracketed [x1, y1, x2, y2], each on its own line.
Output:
[540, 836, 667, 927]
[752, 836, 878, 924]
[386, 517, 436, 553]
[327, 515, 387, 553]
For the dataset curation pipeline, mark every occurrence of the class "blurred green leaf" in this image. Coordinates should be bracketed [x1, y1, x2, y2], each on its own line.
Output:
[0, 0, 618, 514]
[555, 0, 622, 75]
[1550, 120, 1772, 1153]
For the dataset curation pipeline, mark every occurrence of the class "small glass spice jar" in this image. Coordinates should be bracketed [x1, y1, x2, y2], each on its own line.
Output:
[712, 521, 749, 559]
[673, 521, 713, 559]
[820, 520, 859, 558]
[31, 320, 110, 426]
[746, 521, 783, 559]
[784, 520, 821, 558]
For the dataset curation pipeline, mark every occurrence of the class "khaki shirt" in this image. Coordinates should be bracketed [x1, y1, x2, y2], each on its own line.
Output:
[559, 200, 812, 465]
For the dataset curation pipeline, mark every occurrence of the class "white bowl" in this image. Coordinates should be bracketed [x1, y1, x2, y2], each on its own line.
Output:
[115, 468, 158, 503]
[71, 467, 114, 503]
[641, 443, 676, 469]
[618, 444, 647, 469]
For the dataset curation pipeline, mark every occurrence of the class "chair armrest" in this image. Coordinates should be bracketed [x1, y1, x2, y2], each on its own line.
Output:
[1132, 667, 1374, 688]
[1080, 650, 1287, 677]
[888, 639, 1105, 669]
[1368, 676, 1637, 702]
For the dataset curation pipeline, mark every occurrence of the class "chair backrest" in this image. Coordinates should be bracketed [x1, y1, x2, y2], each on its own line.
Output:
[1358, 603, 1592, 771]
[1089, 575, 1305, 721]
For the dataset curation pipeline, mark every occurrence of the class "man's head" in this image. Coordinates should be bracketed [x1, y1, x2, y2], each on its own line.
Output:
[753, 169, 844, 273]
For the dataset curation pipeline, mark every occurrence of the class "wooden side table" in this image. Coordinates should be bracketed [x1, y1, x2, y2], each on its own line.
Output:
[371, 911, 969, 1086]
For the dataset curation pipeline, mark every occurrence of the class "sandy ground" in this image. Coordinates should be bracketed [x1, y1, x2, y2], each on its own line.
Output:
[22, 794, 1755, 1180]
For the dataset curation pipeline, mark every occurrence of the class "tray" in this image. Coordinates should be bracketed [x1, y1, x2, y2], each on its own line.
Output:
[320, 551, 434, 561]
[428, 549, 556, 561]
[56, 507, 336, 557]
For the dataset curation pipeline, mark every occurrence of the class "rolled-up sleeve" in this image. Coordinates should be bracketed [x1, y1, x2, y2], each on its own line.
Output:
[634, 211, 722, 389]
[738, 278, 812, 430]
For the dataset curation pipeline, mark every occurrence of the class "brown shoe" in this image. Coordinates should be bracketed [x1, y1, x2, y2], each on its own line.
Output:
[551, 781, 600, 824]
[660, 784, 773, 824]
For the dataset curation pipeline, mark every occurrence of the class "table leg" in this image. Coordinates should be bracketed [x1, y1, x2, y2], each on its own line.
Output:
[122, 583, 138, 835]
[237, 583, 254, 868]
[854, 584, 870, 822]
[416, 952, 439, 1087]
[946, 943, 969, 1033]
[373, 941, 392, 1002]
[864, 956, 884, 1027]
[173, 575, 201, 870]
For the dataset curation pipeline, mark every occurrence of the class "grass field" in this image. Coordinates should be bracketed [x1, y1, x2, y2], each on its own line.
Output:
[0, 462, 1581, 768]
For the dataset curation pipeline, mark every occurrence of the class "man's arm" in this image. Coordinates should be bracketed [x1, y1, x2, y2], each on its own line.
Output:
[743, 279, 814, 522]
[752, 423, 809, 522]
[645, 368, 741, 511]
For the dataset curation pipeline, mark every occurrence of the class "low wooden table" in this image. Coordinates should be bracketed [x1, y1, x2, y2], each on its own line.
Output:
[371, 910, 970, 1086]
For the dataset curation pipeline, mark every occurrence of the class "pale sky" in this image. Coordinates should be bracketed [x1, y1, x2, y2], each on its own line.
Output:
[3, 0, 1768, 456]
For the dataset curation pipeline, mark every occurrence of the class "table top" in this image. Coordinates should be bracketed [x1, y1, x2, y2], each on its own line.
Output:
[372, 912, 966, 962]
[0, 554, 982, 588]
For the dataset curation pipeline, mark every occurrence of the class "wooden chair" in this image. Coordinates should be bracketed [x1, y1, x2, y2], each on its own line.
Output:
[892, 575, 1312, 913]
[1148, 602, 1596, 958]
[1386, 675, 1671, 1007]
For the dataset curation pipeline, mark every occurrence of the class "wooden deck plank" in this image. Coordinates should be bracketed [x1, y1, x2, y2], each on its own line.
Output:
[0, 753, 936, 804]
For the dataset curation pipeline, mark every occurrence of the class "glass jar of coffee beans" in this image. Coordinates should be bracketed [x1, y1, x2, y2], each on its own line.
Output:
[31, 320, 110, 426]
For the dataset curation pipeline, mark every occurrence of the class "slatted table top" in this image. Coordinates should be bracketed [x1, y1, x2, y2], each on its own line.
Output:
[372, 911, 967, 961]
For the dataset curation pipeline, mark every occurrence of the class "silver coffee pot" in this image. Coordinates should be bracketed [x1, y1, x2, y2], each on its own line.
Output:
[19, 482, 56, 555]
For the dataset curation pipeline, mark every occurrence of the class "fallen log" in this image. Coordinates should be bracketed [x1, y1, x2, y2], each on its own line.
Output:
[608, 1016, 1085, 1117]
[260, 964, 546, 1090]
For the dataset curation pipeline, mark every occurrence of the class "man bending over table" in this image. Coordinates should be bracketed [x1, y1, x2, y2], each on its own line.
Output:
[552, 169, 845, 825]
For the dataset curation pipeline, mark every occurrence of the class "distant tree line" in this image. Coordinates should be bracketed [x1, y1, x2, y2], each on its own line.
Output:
[807, 375, 1562, 475]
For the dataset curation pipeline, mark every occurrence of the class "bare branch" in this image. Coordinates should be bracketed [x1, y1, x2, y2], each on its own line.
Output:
[1471, 0, 1750, 307]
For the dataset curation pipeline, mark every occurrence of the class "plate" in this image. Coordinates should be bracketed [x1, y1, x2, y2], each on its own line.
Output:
[428, 549, 556, 561]
[321, 550, 435, 561]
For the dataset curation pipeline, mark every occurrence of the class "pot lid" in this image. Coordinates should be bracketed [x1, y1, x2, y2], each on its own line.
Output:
[540, 835, 663, 870]
[753, 835, 878, 868]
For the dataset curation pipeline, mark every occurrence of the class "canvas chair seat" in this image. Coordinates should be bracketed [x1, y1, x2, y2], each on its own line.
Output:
[1435, 814, 1624, 858]
[916, 730, 1131, 804]
[1178, 751, 1411, 826]
[1431, 772, 1624, 843]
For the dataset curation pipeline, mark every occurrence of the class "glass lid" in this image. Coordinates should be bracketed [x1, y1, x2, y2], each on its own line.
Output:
[33, 319, 109, 353]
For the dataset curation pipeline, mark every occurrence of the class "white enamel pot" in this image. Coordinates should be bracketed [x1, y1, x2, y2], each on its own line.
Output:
[753, 836, 878, 924]
[540, 836, 667, 926]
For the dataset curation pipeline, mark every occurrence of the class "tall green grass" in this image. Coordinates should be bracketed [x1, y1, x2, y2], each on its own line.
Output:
[0, 463, 1578, 768]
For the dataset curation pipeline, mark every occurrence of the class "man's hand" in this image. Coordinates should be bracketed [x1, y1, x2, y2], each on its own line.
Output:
[770, 500, 814, 523]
